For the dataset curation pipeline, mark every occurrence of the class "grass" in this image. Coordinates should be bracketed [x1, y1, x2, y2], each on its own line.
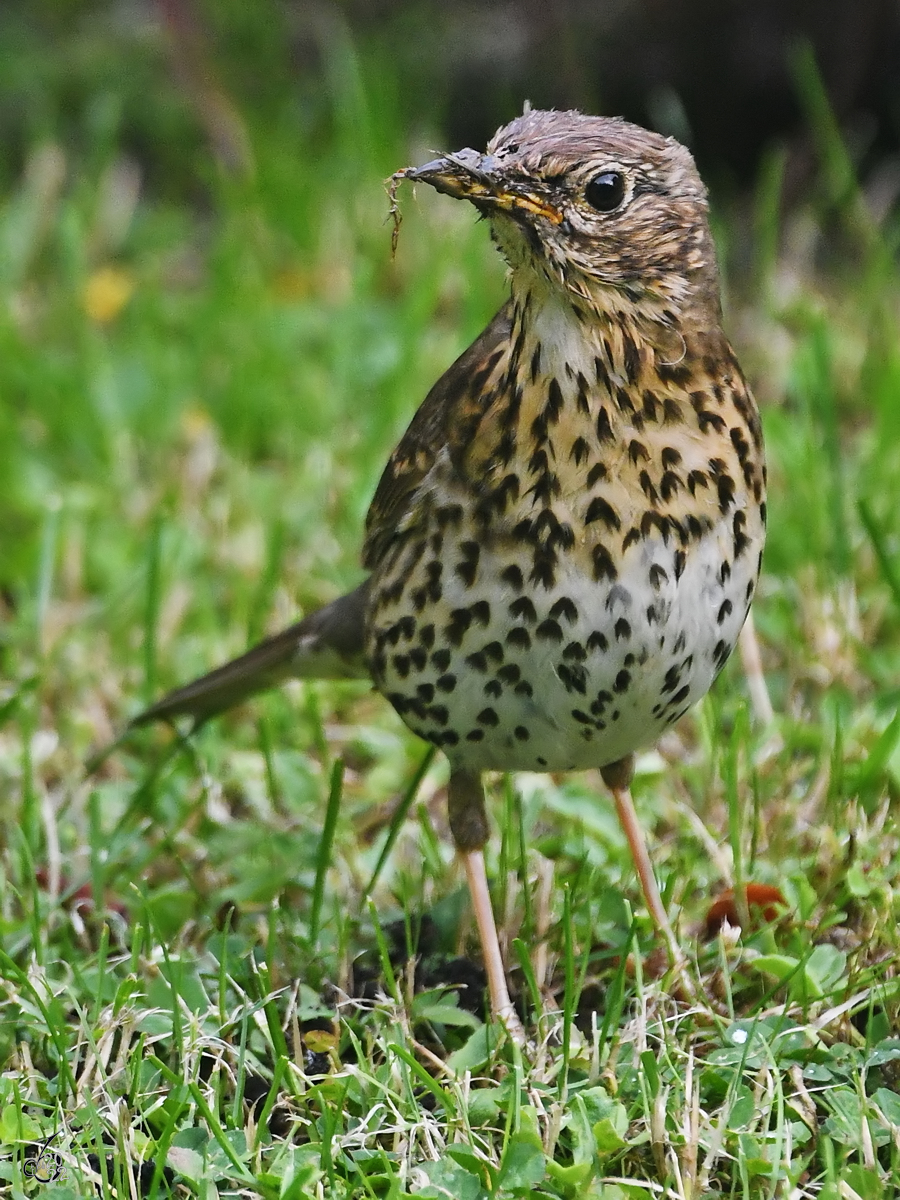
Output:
[3, 17, 900, 1199]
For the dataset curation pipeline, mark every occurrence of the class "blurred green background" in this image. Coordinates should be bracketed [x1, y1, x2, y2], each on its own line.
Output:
[3, 6, 900, 1194]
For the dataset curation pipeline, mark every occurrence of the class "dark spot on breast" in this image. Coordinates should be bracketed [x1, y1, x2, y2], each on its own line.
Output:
[392, 654, 410, 678]
[662, 665, 681, 693]
[673, 550, 686, 580]
[506, 627, 532, 650]
[418, 623, 435, 648]
[558, 663, 587, 693]
[663, 398, 681, 423]
[587, 631, 609, 653]
[614, 669, 631, 693]
[466, 650, 487, 672]
[585, 495, 621, 530]
[431, 648, 451, 671]
[571, 709, 592, 724]
[596, 407, 614, 443]
[509, 596, 537, 622]
[498, 663, 521, 683]
[528, 447, 549, 476]
[649, 563, 667, 589]
[642, 511, 676, 542]
[592, 544, 618, 581]
[409, 648, 427, 670]
[658, 359, 693, 387]
[477, 707, 499, 727]
[543, 601, 575, 631]
[717, 599, 733, 624]
[436, 503, 463, 528]
[733, 510, 750, 558]
[616, 386, 637, 416]
[454, 541, 480, 586]
[514, 725, 529, 741]
[445, 611, 471, 647]
[576, 373, 591, 415]
[614, 618, 631, 640]
[528, 473, 561, 504]
[494, 430, 516, 465]
[622, 527, 641, 551]
[639, 470, 658, 504]
[501, 563, 524, 591]
[687, 469, 708, 494]
[562, 641, 586, 662]
[514, 680, 534, 697]
[685, 514, 706, 541]
[628, 440, 649, 464]
[469, 601, 490, 626]
[484, 680, 502, 698]
[570, 436, 590, 465]
[730, 426, 750, 462]
[586, 462, 608, 487]
[482, 641, 504, 663]
[436, 673, 457, 692]
[529, 551, 557, 591]
[660, 471, 681, 501]
[670, 685, 690, 707]
[535, 618, 563, 642]
[698, 410, 726, 433]
[530, 412, 549, 444]
[717, 474, 736, 514]
[545, 377, 564, 423]
[466, 728, 485, 742]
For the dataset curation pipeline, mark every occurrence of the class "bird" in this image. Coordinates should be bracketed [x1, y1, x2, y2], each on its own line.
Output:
[130, 108, 766, 1033]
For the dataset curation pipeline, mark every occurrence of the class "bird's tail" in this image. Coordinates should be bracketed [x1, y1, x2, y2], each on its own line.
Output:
[131, 581, 370, 728]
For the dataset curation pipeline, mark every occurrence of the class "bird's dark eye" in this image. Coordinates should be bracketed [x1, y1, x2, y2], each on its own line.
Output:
[585, 171, 626, 212]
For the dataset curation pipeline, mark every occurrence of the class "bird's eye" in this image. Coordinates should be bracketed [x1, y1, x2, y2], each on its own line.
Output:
[585, 171, 626, 212]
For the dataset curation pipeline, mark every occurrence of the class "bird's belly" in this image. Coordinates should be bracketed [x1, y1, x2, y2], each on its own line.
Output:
[367, 526, 758, 773]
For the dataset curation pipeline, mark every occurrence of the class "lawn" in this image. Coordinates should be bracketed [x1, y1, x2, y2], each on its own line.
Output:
[2, 17, 900, 1200]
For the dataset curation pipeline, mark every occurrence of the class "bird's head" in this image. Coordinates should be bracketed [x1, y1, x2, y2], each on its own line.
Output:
[400, 108, 721, 332]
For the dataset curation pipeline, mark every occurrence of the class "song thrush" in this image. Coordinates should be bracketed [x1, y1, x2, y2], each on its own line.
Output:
[132, 109, 766, 1031]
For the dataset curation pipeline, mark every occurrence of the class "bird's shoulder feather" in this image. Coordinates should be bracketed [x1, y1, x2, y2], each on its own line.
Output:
[362, 302, 513, 568]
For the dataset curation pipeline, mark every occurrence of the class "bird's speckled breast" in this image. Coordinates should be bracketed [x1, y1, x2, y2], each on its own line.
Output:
[366, 495, 757, 773]
[365, 298, 765, 773]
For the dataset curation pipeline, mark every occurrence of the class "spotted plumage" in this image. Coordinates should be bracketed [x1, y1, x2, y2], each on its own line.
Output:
[132, 109, 766, 1031]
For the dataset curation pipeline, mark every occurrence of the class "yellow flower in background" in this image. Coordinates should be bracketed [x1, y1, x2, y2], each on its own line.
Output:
[83, 265, 134, 323]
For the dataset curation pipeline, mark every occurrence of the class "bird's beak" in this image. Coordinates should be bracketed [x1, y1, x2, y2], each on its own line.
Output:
[404, 150, 563, 224]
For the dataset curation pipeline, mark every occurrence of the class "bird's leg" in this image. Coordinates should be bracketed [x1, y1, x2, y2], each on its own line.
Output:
[448, 769, 523, 1038]
[600, 755, 684, 972]
[738, 609, 774, 726]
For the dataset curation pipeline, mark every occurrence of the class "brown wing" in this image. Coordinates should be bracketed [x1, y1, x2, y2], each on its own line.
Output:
[362, 302, 513, 569]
